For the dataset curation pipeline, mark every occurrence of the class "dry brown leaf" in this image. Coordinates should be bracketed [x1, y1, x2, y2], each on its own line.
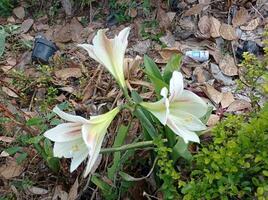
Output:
[232, 7, 249, 27]
[129, 8, 137, 18]
[221, 92, 235, 108]
[28, 186, 48, 195]
[53, 24, 72, 43]
[202, 83, 223, 104]
[220, 25, 237, 40]
[68, 178, 79, 200]
[198, 15, 210, 35]
[210, 17, 221, 38]
[206, 114, 220, 126]
[158, 48, 181, 62]
[166, 12, 176, 22]
[227, 99, 251, 112]
[20, 19, 34, 33]
[2, 86, 19, 98]
[220, 23, 237, 40]
[184, 3, 208, 16]
[240, 18, 260, 31]
[13, 6, 25, 19]
[0, 160, 24, 179]
[219, 54, 238, 76]
[70, 18, 84, 43]
[0, 136, 15, 143]
[55, 68, 82, 80]
[52, 185, 68, 200]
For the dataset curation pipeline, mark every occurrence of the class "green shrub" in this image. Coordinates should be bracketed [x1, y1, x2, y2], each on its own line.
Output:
[180, 104, 268, 200]
[0, 0, 17, 17]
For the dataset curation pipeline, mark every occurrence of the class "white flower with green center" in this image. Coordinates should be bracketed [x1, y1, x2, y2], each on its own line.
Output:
[78, 27, 130, 89]
[44, 106, 120, 177]
[141, 71, 208, 143]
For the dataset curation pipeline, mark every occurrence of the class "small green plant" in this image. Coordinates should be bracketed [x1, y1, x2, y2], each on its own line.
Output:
[140, 20, 164, 43]
[180, 104, 268, 200]
[0, 0, 17, 17]
[237, 29, 268, 107]
[154, 136, 180, 200]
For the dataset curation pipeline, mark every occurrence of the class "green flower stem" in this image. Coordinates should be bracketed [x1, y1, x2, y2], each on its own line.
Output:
[100, 138, 168, 153]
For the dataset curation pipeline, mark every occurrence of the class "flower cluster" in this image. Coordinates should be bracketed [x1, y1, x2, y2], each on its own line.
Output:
[44, 27, 208, 177]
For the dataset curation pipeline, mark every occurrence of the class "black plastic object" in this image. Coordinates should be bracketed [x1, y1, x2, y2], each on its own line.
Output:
[32, 36, 58, 63]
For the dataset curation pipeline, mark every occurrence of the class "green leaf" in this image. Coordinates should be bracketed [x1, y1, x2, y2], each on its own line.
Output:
[26, 117, 44, 126]
[163, 54, 182, 83]
[44, 138, 53, 157]
[131, 90, 143, 103]
[143, 55, 168, 95]
[171, 137, 192, 161]
[0, 27, 6, 57]
[27, 135, 44, 144]
[134, 106, 157, 139]
[47, 157, 60, 172]
[16, 152, 28, 164]
[108, 124, 129, 180]
[144, 55, 162, 79]
[5, 146, 22, 155]
[91, 175, 117, 200]
[200, 105, 213, 125]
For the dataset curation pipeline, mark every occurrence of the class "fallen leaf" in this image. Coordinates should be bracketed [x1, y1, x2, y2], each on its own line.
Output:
[227, 99, 251, 112]
[193, 67, 211, 83]
[206, 114, 220, 126]
[184, 3, 208, 16]
[61, 0, 72, 16]
[70, 18, 84, 43]
[68, 178, 79, 200]
[53, 24, 72, 43]
[209, 17, 221, 38]
[220, 23, 237, 40]
[129, 8, 137, 18]
[20, 19, 34, 33]
[13, 6, 25, 19]
[166, 12, 176, 22]
[55, 68, 82, 80]
[132, 40, 151, 54]
[52, 185, 68, 200]
[159, 31, 176, 47]
[198, 15, 210, 36]
[221, 92, 235, 108]
[157, 7, 172, 29]
[202, 83, 223, 104]
[232, 7, 249, 27]
[158, 48, 181, 62]
[240, 18, 260, 31]
[219, 54, 238, 76]
[0, 160, 24, 179]
[28, 186, 49, 195]
[0, 151, 9, 157]
[2, 86, 19, 98]
[210, 63, 235, 85]
[0, 136, 15, 143]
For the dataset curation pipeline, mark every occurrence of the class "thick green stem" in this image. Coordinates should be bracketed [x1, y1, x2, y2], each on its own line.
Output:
[100, 138, 168, 153]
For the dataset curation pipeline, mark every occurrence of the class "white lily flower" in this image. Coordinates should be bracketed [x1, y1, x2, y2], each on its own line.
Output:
[78, 27, 130, 89]
[44, 106, 120, 177]
[141, 71, 208, 143]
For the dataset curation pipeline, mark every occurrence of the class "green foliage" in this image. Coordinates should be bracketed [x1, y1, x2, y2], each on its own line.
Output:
[154, 136, 180, 200]
[181, 104, 268, 200]
[0, 27, 6, 57]
[0, 0, 17, 17]
[140, 20, 164, 43]
[237, 29, 268, 106]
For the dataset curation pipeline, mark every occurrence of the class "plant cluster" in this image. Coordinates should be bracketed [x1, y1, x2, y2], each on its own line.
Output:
[180, 104, 268, 200]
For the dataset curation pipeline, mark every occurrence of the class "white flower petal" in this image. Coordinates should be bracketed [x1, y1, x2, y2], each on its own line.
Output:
[169, 71, 184, 102]
[170, 90, 208, 118]
[117, 27, 130, 44]
[166, 118, 200, 143]
[77, 44, 103, 64]
[53, 106, 89, 123]
[70, 148, 88, 172]
[141, 99, 168, 125]
[83, 133, 104, 177]
[53, 138, 86, 158]
[44, 123, 82, 142]
[169, 111, 207, 131]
